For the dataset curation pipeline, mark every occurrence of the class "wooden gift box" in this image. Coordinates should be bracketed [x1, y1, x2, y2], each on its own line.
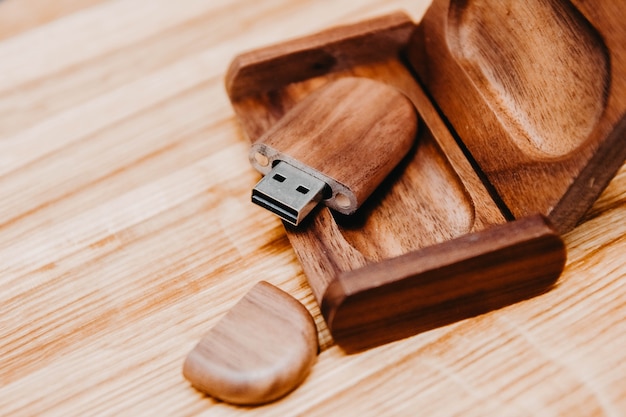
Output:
[225, 0, 626, 352]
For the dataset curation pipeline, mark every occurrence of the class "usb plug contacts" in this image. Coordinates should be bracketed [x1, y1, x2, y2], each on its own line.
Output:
[252, 162, 327, 226]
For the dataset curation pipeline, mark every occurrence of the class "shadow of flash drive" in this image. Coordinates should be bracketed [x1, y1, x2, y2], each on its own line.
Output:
[248, 77, 418, 226]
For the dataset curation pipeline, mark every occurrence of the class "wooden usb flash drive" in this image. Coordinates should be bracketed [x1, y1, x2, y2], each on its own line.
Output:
[249, 77, 417, 225]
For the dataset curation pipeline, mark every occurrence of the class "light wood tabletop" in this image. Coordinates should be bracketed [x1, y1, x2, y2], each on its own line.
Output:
[1, 1, 625, 416]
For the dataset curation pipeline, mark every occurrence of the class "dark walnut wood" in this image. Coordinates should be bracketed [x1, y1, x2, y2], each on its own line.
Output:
[409, 0, 626, 234]
[225, 3, 624, 351]
[226, 12, 414, 101]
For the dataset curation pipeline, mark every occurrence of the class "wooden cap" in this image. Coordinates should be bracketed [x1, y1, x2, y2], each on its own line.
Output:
[182, 281, 318, 405]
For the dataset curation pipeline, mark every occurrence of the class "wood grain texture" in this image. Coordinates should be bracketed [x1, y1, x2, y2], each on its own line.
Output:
[182, 281, 318, 405]
[0, 0, 106, 41]
[409, 0, 626, 234]
[0, 1, 625, 416]
[250, 77, 417, 214]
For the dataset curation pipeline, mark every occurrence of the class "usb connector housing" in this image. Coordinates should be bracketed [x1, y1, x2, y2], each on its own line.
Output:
[248, 77, 418, 226]
[252, 162, 327, 226]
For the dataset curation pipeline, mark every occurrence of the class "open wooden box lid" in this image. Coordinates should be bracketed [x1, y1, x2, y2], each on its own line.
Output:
[410, 0, 626, 233]
[225, 0, 626, 351]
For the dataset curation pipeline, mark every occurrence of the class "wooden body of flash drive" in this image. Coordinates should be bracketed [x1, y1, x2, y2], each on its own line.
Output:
[249, 77, 417, 215]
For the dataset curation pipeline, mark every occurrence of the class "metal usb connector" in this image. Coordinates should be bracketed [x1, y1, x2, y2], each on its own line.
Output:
[251, 161, 327, 226]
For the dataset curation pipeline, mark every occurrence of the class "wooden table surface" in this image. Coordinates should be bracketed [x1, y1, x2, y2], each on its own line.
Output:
[1, 1, 625, 416]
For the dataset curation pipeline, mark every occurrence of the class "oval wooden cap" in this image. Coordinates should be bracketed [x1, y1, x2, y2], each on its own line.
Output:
[182, 281, 318, 405]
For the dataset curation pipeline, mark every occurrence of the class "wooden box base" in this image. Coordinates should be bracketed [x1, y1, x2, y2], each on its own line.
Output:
[225, 5, 625, 351]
